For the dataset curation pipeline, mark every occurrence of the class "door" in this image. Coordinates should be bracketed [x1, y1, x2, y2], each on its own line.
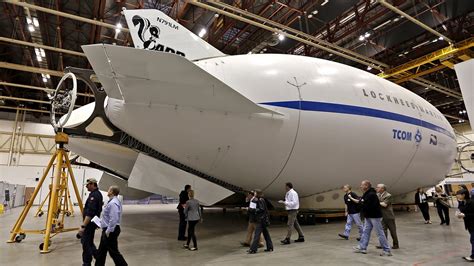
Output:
[24, 187, 35, 206]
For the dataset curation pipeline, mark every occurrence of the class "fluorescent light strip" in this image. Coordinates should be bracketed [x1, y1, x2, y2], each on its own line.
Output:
[373, 20, 391, 31]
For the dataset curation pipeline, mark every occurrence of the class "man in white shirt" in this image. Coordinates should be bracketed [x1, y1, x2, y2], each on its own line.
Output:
[278, 182, 304, 244]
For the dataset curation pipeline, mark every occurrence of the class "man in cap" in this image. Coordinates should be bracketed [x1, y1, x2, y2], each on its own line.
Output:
[78, 178, 103, 266]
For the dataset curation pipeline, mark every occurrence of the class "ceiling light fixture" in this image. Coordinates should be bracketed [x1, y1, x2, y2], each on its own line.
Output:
[115, 23, 122, 33]
[198, 28, 207, 38]
[321, 0, 329, 6]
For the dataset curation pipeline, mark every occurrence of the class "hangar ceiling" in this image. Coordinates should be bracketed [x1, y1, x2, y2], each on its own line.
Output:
[0, 0, 473, 124]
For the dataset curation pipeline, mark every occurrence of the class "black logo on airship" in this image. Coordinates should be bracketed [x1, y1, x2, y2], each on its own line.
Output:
[132, 15, 185, 57]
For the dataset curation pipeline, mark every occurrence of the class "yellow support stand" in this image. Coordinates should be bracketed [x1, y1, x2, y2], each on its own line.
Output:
[7, 132, 84, 253]
[34, 171, 75, 218]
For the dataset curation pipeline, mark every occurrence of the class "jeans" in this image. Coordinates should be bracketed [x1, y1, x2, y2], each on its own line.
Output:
[81, 223, 98, 266]
[286, 210, 304, 239]
[95, 226, 128, 266]
[187, 220, 199, 248]
[343, 213, 363, 238]
[359, 218, 390, 252]
[250, 223, 273, 252]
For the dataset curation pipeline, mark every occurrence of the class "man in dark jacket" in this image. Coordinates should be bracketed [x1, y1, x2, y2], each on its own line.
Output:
[78, 178, 103, 266]
[177, 184, 191, 241]
[350, 180, 392, 256]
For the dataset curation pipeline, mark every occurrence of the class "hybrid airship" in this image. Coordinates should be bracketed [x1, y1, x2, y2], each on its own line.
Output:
[60, 9, 457, 209]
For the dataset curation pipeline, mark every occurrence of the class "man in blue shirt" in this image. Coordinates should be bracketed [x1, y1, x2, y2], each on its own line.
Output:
[95, 186, 127, 266]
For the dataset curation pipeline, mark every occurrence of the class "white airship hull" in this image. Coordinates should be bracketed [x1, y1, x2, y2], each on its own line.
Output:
[62, 9, 456, 209]
[87, 47, 455, 202]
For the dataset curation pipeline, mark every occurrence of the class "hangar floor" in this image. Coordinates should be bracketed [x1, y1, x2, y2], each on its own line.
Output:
[0, 204, 470, 265]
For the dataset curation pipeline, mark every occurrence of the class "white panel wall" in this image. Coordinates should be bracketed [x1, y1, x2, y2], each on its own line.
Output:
[0, 165, 104, 205]
[0, 119, 55, 135]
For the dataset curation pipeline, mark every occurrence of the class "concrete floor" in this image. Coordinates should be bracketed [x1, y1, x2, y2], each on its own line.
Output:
[0, 205, 471, 265]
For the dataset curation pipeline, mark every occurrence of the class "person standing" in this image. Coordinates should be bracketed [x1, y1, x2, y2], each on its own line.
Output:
[248, 190, 274, 254]
[434, 186, 450, 225]
[455, 189, 474, 262]
[376, 184, 399, 249]
[95, 186, 127, 266]
[352, 180, 392, 256]
[278, 182, 304, 244]
[338, 185, 363, 241]
[78, 178, 103, 266]
[184, 190, 202, 251]
[177, 184, 191, 241]
[241, 191, 264, 247]
[415, 188, 431, 224]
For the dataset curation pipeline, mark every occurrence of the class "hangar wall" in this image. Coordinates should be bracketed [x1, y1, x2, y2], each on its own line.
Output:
[451, 124, 474, 177]
[0, 118, 105, 205]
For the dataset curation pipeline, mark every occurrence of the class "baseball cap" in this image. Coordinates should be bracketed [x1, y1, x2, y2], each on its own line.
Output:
[86, 178, 98, 184]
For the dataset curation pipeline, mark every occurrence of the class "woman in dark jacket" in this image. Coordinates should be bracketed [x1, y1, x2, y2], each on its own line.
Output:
[456, 189, 474, 262]
[248, 189, 274, 254]
[415, 188, 431, 224]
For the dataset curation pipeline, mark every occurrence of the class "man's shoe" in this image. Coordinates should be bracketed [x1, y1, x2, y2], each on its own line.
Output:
[440, 222, 445, 225]
[247, 249, 257, 254]
[356, 237, 361, 241]
[280, 239, 290, 245]
[338, 234, 349, 240]
[189, 247, 198, 251]
[353, 246, 367, 254]
[295, 237, 305, 243]
[264, 248, 274, 252]
[380, 251, 393, 257]
[376, 246, 383, 249]
[463, 256, 474, 262]
[183, 244, 189, 249]
[392, 245, 399, 249]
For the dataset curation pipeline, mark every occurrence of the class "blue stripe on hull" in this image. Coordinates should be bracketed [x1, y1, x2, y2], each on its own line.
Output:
[260, 101, 454, 139]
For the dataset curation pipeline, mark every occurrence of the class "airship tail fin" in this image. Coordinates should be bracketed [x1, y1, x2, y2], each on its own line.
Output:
[82, 44, 281, 115]
[454, 59, 474, 127]
[123, 9, 225, 61]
